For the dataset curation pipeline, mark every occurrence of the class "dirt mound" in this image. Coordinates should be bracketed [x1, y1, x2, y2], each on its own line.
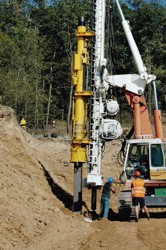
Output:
[0, 107, 91, 249]
[0, 106, 166, 250]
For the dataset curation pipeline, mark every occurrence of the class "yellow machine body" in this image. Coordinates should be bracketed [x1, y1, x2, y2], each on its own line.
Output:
[70, 25, 94, 163]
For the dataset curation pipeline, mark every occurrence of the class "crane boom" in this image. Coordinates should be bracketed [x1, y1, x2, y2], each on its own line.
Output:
[115, 0, 156, 83]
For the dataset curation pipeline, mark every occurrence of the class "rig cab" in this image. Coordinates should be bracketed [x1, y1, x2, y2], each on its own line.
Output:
[124, 139, 166, 182]
[119, 139, 166, 218]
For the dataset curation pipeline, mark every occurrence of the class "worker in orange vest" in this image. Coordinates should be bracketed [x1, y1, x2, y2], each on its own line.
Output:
[131, 171, 150, 222]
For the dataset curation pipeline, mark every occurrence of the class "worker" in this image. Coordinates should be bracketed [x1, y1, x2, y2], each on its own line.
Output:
[52, 120, 55, 129]
[20, 117, 26, 130]
[131, 171, 150, 222]
[139, 160, 148, 179]
[100, 177, 116, 219]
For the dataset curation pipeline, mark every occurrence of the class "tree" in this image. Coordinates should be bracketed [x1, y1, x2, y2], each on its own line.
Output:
[0, 1, 47, 128]
[0, 0, 165, 130]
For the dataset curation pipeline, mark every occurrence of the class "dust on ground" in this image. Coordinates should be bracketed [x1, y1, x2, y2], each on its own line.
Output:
[0, 106, 166, 250]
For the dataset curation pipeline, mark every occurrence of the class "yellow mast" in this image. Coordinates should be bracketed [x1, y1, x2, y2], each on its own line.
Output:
[71, 18, 94, 212]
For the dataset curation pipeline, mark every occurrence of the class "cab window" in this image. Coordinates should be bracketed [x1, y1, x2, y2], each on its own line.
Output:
[151, 144, 164, 167]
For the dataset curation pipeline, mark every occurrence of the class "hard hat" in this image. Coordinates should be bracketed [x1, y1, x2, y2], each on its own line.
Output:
[108, 177, 114, 183]
[134, 171, 141, 177]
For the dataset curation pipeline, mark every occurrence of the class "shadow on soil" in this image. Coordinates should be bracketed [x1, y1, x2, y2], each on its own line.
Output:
[141, 211, 166, 219]
[108, 208, 166, 222]
[39, 160, 90, 213]
[108, 209, 120, 221]
[39, 160, 73, 210]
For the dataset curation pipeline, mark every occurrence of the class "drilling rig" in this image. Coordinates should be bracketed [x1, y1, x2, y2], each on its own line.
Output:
[71, 0, 166, 217]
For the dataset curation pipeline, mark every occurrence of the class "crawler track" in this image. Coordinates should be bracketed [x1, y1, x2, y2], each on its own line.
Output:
[118, 190, 136, 221]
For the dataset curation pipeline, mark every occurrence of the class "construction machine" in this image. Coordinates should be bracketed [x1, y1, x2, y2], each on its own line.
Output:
[70, 0, 166, 218]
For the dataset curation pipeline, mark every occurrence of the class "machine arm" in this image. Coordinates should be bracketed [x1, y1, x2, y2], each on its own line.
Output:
[114, 0, 163, 140]
[115, 0, 155, 83]
[104, 0, 156, 95]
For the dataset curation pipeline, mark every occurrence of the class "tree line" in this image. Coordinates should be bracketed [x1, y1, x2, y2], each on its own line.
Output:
[0, 0, 165, 131]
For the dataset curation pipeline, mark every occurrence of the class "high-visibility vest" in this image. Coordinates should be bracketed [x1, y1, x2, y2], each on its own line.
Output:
[131, 179, 145, 197]
[20, 118, 26, 129]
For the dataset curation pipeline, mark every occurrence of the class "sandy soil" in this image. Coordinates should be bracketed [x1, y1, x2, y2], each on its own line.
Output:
[0, 106, 166, 250]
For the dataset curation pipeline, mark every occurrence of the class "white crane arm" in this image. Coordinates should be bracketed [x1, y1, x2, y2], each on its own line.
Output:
[115, 0, 156, 84]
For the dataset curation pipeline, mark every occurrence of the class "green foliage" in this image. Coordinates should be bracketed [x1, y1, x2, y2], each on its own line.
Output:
[0, 1, 47, 127]
[0, 0, 166, 129]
